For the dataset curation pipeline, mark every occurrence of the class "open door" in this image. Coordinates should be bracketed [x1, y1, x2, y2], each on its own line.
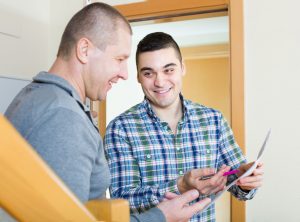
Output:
[97, 1, 245, 221]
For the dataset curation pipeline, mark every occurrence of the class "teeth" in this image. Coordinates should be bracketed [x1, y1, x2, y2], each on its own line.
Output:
[155, 88, 170, 94]
[109, 80, 117, 85]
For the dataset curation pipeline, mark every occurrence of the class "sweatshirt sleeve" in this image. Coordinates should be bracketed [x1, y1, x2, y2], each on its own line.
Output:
[130, 207, 166, 222]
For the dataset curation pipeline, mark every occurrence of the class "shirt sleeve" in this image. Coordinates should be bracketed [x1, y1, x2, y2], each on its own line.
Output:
[27, 107, 103, 202]
[104, 120, 179, 213]
[217, 113, 257, 200]
[130, 207, 166, 222]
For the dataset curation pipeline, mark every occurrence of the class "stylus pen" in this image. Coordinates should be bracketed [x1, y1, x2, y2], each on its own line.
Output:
[200, 169, 239, 180]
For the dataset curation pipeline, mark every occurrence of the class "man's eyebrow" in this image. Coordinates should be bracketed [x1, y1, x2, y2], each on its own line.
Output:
[117, 54, 130, 59]
[164, 63, 177, 68]
[139, 63, 177, 72]
[140, 67, 153, 72]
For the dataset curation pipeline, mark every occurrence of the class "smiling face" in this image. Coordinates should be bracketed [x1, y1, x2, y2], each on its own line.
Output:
[84, 26, 132, 101]
[137, 47, 185, 109]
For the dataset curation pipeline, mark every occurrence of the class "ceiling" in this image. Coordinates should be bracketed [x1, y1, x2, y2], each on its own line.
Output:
[95, 1, 229, 48]
[99, 0, 145, 5]
[132, 16, 229, 47]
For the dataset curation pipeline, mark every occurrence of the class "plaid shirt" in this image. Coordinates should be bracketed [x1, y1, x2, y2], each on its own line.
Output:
[105, 96, 256, 222]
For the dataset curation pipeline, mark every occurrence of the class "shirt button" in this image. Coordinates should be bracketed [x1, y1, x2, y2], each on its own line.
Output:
[206, 150, 211, 154]
[176, 147, 181, 151]
[146, 154, 151, 159]
[179, 170, 183, 175]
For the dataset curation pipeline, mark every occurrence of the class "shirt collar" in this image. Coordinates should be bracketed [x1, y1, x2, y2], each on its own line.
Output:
[141, 97, 160, 122]
[33, 71, 89, 112]
[142, 93, 192, 123]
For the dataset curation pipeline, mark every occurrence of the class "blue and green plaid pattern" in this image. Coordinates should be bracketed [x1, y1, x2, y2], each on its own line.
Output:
[104, 96, 255, 222]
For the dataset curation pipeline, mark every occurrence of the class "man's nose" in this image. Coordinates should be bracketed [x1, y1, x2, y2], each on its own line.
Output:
[119, 62, 128, 80]
[154, 72, 165, 86]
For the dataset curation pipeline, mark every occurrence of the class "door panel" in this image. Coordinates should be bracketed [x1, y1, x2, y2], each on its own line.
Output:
[104, 1, 246, 221]
[182, 56, 230, 222]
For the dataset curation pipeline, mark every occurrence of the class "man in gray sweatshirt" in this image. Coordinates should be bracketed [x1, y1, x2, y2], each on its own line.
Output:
[5, 2, 210, 222]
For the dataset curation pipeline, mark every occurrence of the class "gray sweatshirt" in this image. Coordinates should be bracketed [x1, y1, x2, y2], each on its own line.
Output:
[5, 72, 165, 222]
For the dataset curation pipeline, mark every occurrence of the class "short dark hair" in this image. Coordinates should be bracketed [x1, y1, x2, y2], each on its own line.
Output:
[57, 2, 132, 58]
[136, 32, 182, 67]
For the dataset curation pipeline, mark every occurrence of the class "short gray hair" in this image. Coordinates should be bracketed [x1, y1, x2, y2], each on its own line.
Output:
[57, 2, 132, 58]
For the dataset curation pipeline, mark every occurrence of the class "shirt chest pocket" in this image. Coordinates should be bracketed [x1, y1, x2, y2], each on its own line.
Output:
[134, 151, 169, 183]
[135, 152, 165, 168]
[186, 143, 218, 169]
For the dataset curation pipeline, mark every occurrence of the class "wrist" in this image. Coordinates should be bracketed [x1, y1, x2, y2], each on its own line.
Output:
[238, 185, 251, 193]
[177, 176, 188, 194]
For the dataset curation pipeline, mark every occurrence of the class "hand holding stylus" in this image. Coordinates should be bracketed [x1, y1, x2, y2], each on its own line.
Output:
[177, 165, 231, 195]
[200, 169, 240, 180]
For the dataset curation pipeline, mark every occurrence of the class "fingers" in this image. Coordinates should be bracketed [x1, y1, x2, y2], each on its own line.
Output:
[238, 161, 264, 182]
[200, 179, 226, 195]
[237, 175, 263, 187]
[252, 168, 264, 177]
[178, 168, 216, 193]
[164, 192, 179, 200]
[177, 189, 200, 204]
[191, 168, 215, 179]
[237, 167, 264, 190]
[184, 198, 211, 216]
[177, 190, 211, 219]
[244, 161, 263, 171]
[237, 181, 263, 191]
[91, 111, 98, 118]
[158, 190, 211, 222]
[239, 162, 254, 172]
[257, 162, 264, 167]
[179, 166, 234, 196]
[209, 180, 226, 194]
[237, 161, 264, 178]
[197, 166, 229, 195]
[254, 163, 264, 175]
[213, 166, 230, 182]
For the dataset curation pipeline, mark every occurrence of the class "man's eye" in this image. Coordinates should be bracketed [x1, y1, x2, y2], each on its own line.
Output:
[116, 57, 125, 62]
[143, 72, 152, 77]
[165, 68, 174, 74]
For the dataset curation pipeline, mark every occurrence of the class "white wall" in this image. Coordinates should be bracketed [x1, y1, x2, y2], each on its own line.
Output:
[0, 1, 49, 220]
[48, 0, 83, 67]
[0, 77, 30, 113]
[0, 0, 82, 80]
[0, 0, 50, 80]
[0, 0, 82, 116]
[244, 0, 300, 221]
[0, 2, 84, 220]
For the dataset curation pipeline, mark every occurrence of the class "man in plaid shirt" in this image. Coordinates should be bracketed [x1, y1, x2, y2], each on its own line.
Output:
[105, 32, 264, 222]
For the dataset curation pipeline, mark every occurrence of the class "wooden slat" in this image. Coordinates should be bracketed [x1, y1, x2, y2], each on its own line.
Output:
[0, 115, 96, 222]
[90, 100, 106, 137]
[86, 199, 129, 222]
[229, 0, 246, 221]
[98, 101, 106, 137]
[115, 0, 228, 21]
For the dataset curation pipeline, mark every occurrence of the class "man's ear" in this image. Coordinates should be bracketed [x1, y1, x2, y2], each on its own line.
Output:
[181, 62, 186, 77]
[76, 38, 90, 64]
[137, 72, 141, 83]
